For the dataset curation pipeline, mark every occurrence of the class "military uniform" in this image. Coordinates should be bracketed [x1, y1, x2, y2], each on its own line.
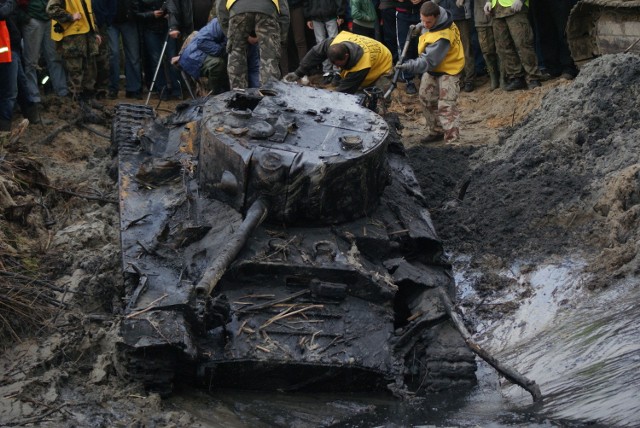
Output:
[217, 0, 289, 89]
[488, 0, 543, 87]
[46, 0, 100, 99]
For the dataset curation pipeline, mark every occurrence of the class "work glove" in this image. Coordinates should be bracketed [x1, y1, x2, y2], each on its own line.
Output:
[456, 0, 464, 7]
[395, 63, 411, 72]
[511, 0, 523, 12]
[410, 23, 423, 37]
[483, 1, 492, 15]
[283, 72, 299, 83]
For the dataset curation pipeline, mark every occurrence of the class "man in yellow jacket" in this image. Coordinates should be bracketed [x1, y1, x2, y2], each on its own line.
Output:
[284, 31, 393, 94]
[46, 0, 102, 102]
[396, 2, 464, 143]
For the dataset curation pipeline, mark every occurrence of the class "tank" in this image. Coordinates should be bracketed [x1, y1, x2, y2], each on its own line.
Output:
[567, 0, 640, 61]
[112, 81, 477, 397]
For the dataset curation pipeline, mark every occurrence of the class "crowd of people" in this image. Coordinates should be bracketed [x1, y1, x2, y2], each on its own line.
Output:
[0, 0, 579, 144]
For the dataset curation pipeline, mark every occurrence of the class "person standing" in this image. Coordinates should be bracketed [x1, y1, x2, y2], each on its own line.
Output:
[435, 0, 475, 92]
[46, 0, 102, 102]
[106, 0, 142, 99]
[0, 0, 19, 135]
[302, 0, 345, 84]
[134, 0, 182, 99]
[279, 0, 308, 75]
[350, 0, 377, 39]
[395, 2, 464, 143]
[20, 0, 68, 103]
[395, 0, 427, 94]
[217, 0, 289, 89]
[483, 0, 546, 90]
[473, 0, 500, 90]
[378, 0, 397, 63]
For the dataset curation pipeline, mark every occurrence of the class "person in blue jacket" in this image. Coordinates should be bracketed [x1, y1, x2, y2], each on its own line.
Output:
[172, 17, 229, 94]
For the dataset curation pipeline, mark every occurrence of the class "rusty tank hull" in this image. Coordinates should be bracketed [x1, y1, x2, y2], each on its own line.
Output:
[112, 81, 476, 396]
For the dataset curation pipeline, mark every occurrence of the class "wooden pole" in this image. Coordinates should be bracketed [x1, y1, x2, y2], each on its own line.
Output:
[437, 288, 543, 403]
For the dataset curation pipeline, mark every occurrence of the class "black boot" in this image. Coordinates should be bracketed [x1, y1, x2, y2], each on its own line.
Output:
[23, 103, 42, 124]
[505, 77, 526, 91]
[0, 119, 10, 132]
[80, 90, 104, 109]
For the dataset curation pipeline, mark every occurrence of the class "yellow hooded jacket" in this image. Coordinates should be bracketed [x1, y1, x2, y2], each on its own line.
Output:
[331, 31, 393, 87]
[50, 0, 96, 42]
[417, 22, 464, 75]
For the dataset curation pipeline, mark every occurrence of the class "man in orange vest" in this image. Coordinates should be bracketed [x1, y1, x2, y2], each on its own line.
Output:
[284, 31, 393, 94]
[1, 0, 20, 137]
[395, 2, 464, 143]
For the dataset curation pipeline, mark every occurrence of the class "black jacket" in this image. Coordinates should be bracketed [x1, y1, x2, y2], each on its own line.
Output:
[303, 0, 345, 22]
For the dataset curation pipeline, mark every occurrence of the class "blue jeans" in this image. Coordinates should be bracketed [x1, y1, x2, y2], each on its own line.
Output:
[21, 17, 68, 99]
[107, 21, 142, 93]
[143, 30, 181, 96]
[396, 11, 420, 83]
[247, 43, 260, 88]
[0, 51, 18, 122]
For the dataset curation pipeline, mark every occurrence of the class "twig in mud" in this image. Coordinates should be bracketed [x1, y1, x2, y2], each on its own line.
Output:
[78, 123, 110, 139]
[260, 304, 324, 329]
[19, 179, 117, 204]
[125, 293, 168, 319]
[4, 403, 69, 426]
[37, 117, 83, 145]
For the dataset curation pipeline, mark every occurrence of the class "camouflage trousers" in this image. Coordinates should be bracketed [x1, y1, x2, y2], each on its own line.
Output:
[94, 25, 111, 94]
[418, 72, 461, 142]
[57, 33, 98, 97]
[477, 26, 504, 79]
[227, 13, 281, 89]
[493, 10, 541, 81]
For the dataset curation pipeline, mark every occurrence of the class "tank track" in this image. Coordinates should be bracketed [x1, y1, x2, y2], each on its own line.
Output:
[110, 103, 155, 156]
[114, 343, 179, 397]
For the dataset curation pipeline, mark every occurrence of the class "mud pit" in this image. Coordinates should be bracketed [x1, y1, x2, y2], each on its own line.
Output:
[1, 53, 639, 426]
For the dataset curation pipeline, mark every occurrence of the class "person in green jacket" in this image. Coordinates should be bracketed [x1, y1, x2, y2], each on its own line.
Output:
[350, 0, 377, 39]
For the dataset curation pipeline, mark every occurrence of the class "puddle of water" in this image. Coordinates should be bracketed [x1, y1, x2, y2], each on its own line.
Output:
[456, 257, 640, 427]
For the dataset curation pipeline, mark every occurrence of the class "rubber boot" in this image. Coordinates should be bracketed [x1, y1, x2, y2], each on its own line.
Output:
[485, 58, 500, 91]
[24, 103, 42, 124]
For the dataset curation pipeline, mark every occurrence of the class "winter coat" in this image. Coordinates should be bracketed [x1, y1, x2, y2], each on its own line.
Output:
[303, 0, 345, 22]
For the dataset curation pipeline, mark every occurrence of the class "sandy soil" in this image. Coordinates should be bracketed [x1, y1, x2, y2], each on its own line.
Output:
[1, 54, 638, 426]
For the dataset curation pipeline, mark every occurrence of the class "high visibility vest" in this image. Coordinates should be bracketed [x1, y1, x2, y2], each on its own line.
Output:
[0, 21, 11, 63]
[226, 0, 280, 13]
[331, 31, 393, 87]
[417, 22, 465, 75]
[50, 0, 96, 42]
[490, 0, 529, 8]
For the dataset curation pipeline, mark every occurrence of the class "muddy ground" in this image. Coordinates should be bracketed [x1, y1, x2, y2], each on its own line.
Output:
[0, 53, 638, 426]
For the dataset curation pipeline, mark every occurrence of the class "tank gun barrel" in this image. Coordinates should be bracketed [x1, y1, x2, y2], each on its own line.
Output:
[195, 197, 269, 297]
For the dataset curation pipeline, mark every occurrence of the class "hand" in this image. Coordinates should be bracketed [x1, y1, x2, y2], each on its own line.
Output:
[336, 18, 344, 26]
[95, 34, 102, 45]
[153, 9, 165, 18]
[306, 21, 313, 30]
[456, 0, 464, 7]
[395, 63, 410, 71]
[169, 30, 180, 38]
[247, 35, 258, 45]
[511, 0, 523, 12]
[483, 1, 492, 15]
[72, 12, 81, 21]
[283, 72, 299, 83]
